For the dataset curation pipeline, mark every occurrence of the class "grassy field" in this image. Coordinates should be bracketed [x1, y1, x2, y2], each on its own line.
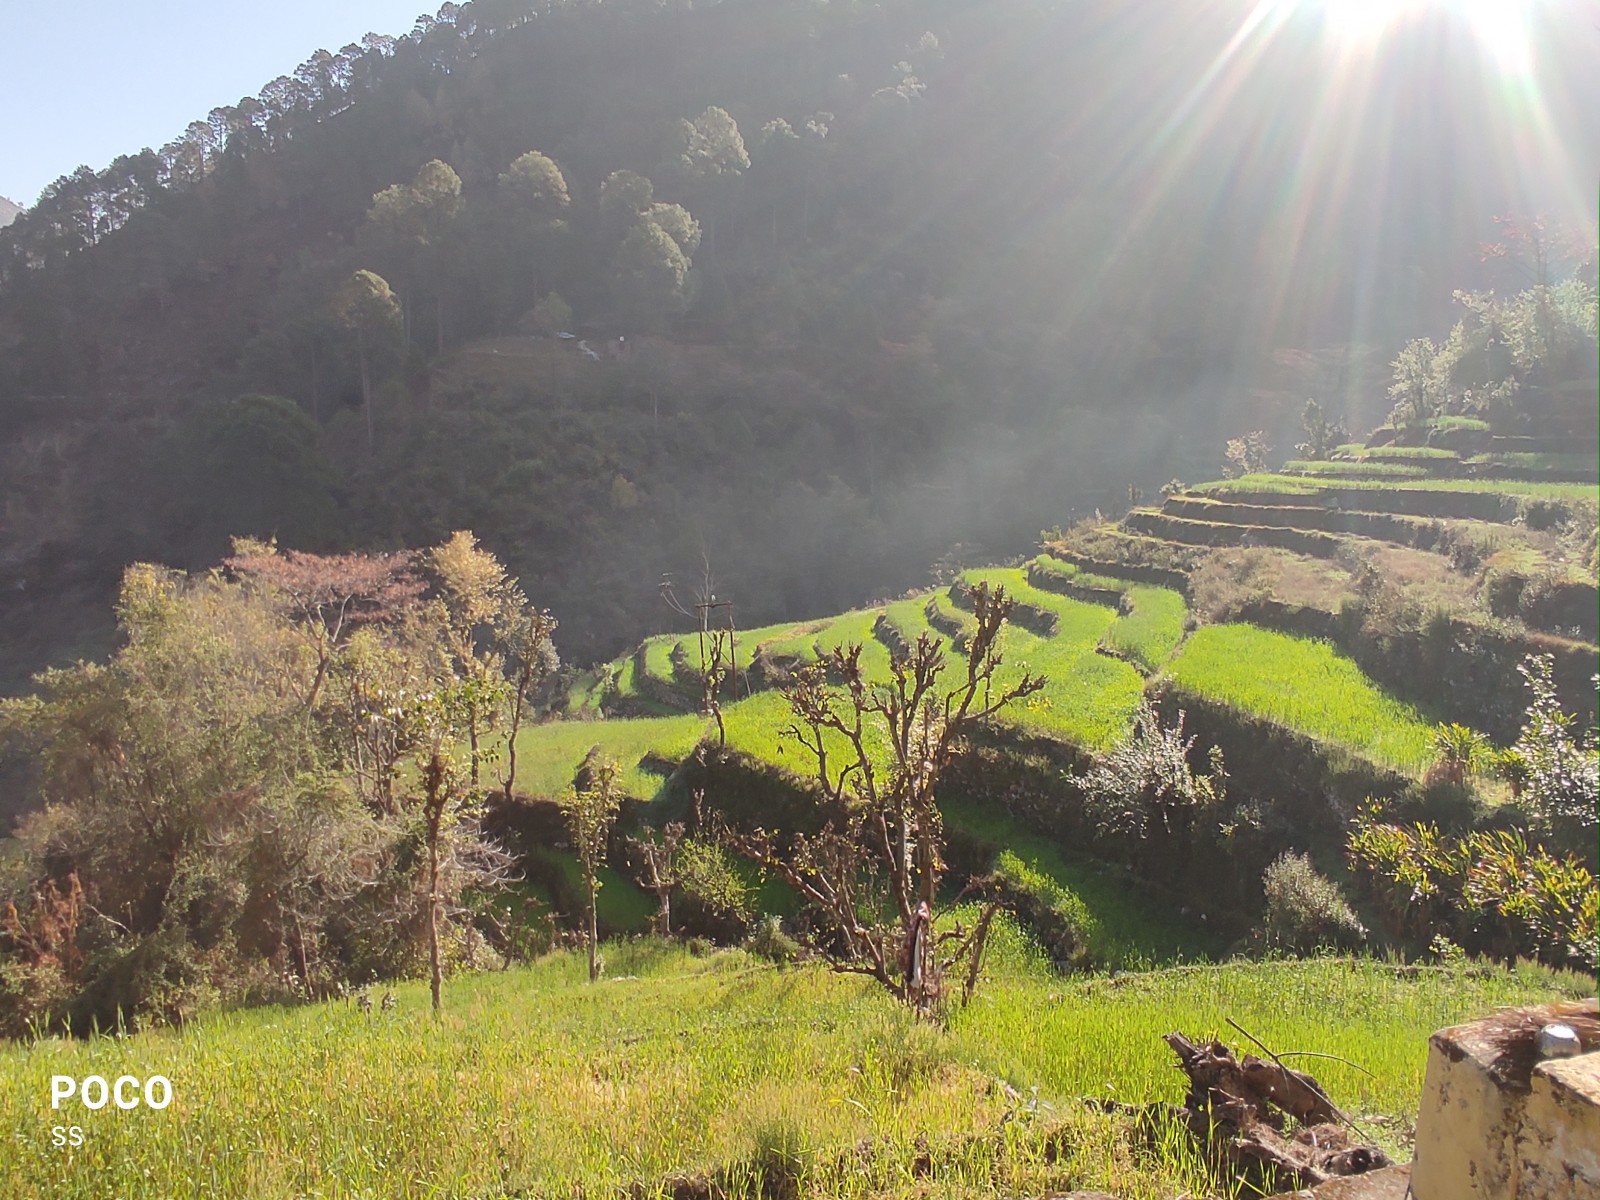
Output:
[1342, 446, 1460, 461]
[1099, 585, 1188, 673]
[1465, 451, 1600, 472]
[1196, 473, 1600, 502]
[541, 544, 1458, 801]
[0, 938, 1584, 1200]
[512, 712, 707, 800]
[959, 569, 1145, 750]
[1163, 625, 1439, 772]
[944, 799, 1220, 968]
[1428, 415, 1490, 433]
[1281, 460, 1430, 478]
[527, 846, 659, 932]
[640, 634, 681, 683]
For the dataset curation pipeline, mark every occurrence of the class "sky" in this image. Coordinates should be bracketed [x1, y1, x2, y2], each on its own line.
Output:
[0, 1, 430, 207]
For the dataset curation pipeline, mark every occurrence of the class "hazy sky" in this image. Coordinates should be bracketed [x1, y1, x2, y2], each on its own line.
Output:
[0, 1, 429, 206]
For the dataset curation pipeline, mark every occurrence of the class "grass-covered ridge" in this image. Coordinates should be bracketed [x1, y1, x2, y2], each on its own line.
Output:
[1195, 473, 1599, 502]
[1162, 624, 1439, 772]
[1, 938, 1583, 1200]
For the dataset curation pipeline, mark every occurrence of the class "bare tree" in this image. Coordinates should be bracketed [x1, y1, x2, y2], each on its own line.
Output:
[661, 563, 740, 746]
[562, 750, 623, 982]
[628, 821, 685, 937]
[500, 605, 559, 803]
[225, 539, 425, 713]
[732, 583, 1043, 1012]
[415, 748, 516, 1012]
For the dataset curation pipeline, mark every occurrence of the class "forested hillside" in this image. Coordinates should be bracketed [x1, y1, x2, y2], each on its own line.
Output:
[2, 0, 1597, 688]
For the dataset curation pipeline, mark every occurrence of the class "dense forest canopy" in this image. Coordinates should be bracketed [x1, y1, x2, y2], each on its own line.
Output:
[0, 0, 1596, 691]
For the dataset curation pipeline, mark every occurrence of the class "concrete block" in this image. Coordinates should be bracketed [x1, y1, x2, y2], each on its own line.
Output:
[1413, 1001, 1600, 1200]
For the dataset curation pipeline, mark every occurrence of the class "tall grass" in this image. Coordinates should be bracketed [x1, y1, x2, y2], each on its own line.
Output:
[959, 568, 1144, 750]
[1196, 473, 1599, 502]
[0, 938, 1583, 1200]
[1163, 624, 1438, 772]
[512, 713, 706, 799]
[1282, 460, 1430, 478]
[1099, 586, 1187, 673]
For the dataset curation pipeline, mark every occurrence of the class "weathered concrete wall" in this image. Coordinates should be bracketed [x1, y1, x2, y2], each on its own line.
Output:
[1412, 1001, 1600, 1200]
[1520, 1054, 1600, 1197]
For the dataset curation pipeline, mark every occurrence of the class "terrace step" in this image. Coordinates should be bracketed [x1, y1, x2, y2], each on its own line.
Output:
[949, 578, 1059, 636]
[632, 642, 697, 709]
[1491, 433, 1600, 455]
[1162, 495, 1427, 543]
[872, 611, 913, 660]
[1198, 486, 1521, 523]
[924, 594, 973, 648]
[1313, 451, 1599, 484]
[1026, 558, 1127, 607]
[1037, 541, 1194, 592]
[1124, 509, 1346, 558]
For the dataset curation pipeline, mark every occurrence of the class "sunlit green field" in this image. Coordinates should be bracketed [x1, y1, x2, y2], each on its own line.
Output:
[1342, 446, 1459, 461]
[513, 712, 707, 799]
[959, 568, 1145, 750]
[640, 634, 681, 684]
[1098, 585, 1187, 674]
[1197, 473, 1599, 502]
[1162, 624, 1439, 772]
[538, 546, 1473, 800]
[1282, 460, 1430, 478]
[0, 937, 1582, 1200]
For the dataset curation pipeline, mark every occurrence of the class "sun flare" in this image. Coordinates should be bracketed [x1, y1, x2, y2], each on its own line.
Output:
[1314, 0, 1534, 73]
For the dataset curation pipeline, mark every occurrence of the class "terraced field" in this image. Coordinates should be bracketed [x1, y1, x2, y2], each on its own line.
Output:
[473, 421, 1599, 1079]
[1195, 473, 1597, 502]
[1162, 624, 1438, 772]
[517, 427, 1594, 953]
[1053, 424, 1597, 739]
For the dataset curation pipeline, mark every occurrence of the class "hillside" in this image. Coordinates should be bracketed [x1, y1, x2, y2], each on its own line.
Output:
[1, 0, 1598, 691]
[0, 6, 1596, 1196]
[450, 421, 1592, 983]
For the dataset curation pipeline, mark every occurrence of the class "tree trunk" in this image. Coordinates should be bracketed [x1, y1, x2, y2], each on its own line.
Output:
[428, 839, 442, 1012]
[468, 709, 480, 788]
[586, 869, 600, 982]
[293, 909, 312, 997]
[502, 692, 522, 804]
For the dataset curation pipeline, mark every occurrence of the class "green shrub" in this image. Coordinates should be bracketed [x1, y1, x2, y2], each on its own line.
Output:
[1427, 723, 1491, 789]
[1512, 654, 1599, 859]
[1261, 852, 1365, 952]
[748, 1114, 815, 1198]
[746, 915, 802, 964]
[1347, 813, 1597, 969]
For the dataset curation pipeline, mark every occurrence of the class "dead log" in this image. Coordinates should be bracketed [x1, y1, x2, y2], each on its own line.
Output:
[1162, 1030, 1390, 1192]
[1240, 1055, 1340, 1125]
